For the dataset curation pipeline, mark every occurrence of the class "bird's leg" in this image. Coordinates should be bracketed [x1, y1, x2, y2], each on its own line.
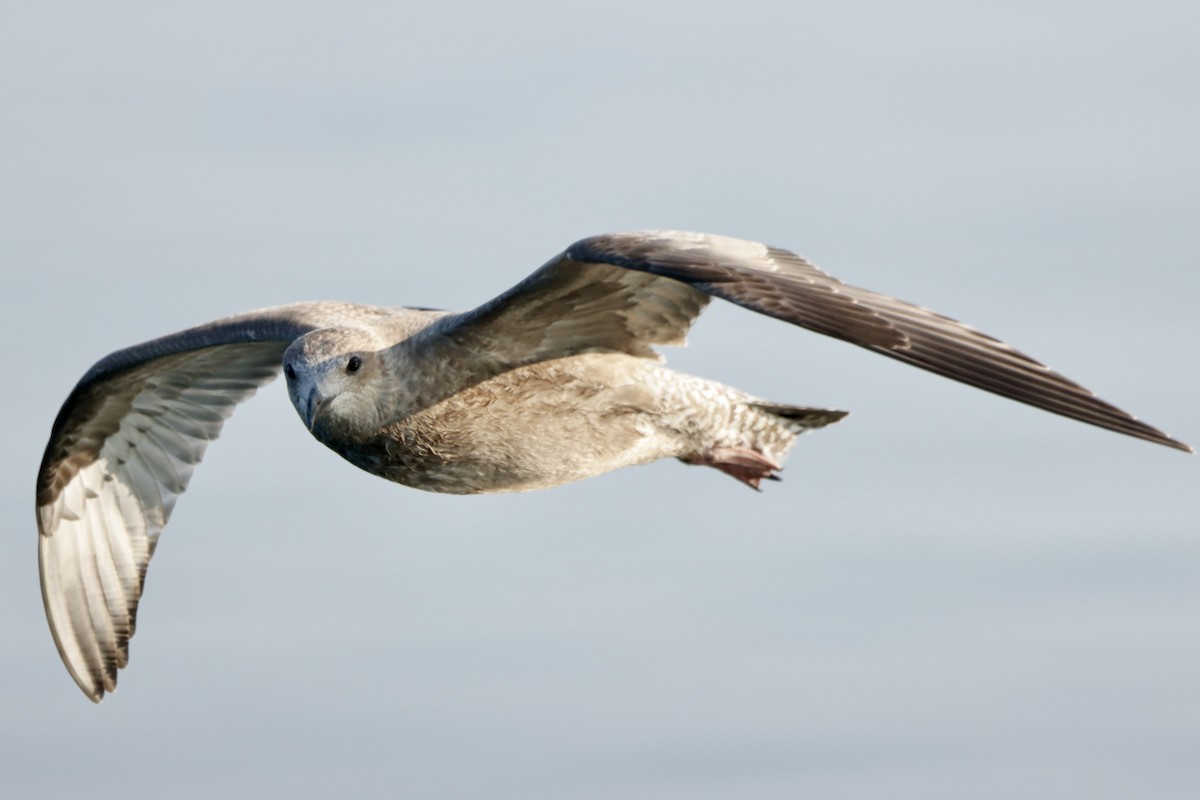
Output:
[680, 447, 783, 491]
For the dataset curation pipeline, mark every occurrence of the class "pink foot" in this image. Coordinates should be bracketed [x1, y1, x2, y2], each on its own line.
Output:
[681, 447, 783, 491]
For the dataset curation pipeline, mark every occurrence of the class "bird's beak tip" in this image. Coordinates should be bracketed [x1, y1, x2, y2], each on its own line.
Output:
[304, 388, 327, 431]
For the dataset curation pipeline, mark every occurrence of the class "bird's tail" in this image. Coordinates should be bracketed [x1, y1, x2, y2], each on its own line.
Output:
[676, 401, 847, 490]
[749, 402, 848, 434]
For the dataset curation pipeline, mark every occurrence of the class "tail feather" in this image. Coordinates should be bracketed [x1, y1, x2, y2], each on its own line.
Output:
[750, 402, 848, 433]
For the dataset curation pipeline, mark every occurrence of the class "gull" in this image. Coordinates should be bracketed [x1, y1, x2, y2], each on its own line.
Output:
[36, 230, 1191, 702]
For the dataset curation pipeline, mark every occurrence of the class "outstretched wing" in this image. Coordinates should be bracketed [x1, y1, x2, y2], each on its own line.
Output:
[37, 301, 385, 702]
[412, 230, 1190, 452]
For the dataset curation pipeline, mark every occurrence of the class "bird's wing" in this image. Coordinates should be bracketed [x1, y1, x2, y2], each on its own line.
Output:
[37, 301, 383, 702]
[411, 230, 1191, 452]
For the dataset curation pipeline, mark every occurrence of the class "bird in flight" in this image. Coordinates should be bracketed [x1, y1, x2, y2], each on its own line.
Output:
[36, 230, 1191, 702]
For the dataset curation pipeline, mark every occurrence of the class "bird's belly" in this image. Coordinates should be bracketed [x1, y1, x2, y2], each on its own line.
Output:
[336, 357, 680, 494]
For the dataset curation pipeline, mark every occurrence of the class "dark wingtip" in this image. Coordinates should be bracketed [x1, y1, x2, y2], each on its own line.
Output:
[1121, 419, 1193, 454]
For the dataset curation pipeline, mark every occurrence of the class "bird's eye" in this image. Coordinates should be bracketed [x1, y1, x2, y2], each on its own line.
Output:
[284, 364, 296, 380]
[346, 356, 362, 374]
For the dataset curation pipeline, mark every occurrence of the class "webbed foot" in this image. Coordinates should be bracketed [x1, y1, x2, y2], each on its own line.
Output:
[681, 447, 783, 491]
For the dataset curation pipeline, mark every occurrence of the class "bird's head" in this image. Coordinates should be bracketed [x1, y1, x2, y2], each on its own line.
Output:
[282, 327, 389, 438]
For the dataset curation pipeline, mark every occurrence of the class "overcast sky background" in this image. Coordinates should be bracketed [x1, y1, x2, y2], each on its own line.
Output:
[2, 2, 1198, 798]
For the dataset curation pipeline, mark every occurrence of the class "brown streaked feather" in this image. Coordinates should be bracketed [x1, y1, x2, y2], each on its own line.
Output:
[561, 231, 1191, 452]
[395, 261, 711, 410]
[402, 230, 1188, 451]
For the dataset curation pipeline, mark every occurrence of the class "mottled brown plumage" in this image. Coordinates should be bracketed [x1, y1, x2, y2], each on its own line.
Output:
[35, 230, 1191, 702]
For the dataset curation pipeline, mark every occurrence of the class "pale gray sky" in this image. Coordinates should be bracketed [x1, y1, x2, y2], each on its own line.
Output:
[3, 2, 1198, 798]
